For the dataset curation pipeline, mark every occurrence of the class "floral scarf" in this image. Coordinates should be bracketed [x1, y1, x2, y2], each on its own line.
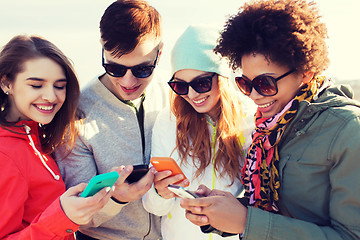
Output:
[241, 76, 325, 212]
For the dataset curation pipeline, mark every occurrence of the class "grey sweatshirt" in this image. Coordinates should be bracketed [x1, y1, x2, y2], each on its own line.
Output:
[57, 74, 168, 240]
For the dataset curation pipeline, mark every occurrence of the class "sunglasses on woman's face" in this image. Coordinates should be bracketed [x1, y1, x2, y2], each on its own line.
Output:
[235, 69, 295, 96]
[168, 72, 216, 95]
[102, 49, 159, 78]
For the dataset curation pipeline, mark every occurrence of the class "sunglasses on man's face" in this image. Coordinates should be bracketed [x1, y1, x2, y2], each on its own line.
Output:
[102, 49, 159, 78]
[167, 72, 216, 95]
[235, 69, 295, 97]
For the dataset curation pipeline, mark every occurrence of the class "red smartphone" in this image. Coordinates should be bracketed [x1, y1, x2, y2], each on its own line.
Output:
[150, 157, 189, 186]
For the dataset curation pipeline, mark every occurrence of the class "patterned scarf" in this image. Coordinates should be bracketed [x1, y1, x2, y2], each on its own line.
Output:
[241, 76, 325, 212]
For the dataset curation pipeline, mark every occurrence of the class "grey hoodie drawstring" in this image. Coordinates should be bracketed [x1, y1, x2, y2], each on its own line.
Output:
[24, 125, 60, 180]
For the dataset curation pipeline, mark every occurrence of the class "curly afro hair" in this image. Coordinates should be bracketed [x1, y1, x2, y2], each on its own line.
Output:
[214, 0, 329, 76]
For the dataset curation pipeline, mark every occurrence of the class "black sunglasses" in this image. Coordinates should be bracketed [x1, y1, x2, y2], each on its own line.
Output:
[102, 49, 159, 78]
[168, 72, 216, 95]
[235, 69, 295, 96]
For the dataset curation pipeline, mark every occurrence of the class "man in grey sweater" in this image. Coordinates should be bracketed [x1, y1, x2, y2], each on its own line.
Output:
[57, 0, 167, 239]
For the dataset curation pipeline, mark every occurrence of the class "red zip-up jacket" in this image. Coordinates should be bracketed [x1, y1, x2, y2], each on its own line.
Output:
[0, 120, 78, 239]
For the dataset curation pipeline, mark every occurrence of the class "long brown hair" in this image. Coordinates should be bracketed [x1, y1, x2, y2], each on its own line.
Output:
[0, 35, 80, 155]
[171, 74, 245, 184]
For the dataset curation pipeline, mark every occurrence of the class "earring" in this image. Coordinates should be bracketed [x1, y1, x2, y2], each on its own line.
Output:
[5, 91, 9, 95]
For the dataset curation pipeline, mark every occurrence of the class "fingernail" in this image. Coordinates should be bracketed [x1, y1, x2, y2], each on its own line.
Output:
[106, 187, 111, 193]
[125, 166, 132, 172]
[112, 186, 115, 191]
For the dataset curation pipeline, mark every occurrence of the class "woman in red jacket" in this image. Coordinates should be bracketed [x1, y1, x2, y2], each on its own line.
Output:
[0, 35, 113, 239]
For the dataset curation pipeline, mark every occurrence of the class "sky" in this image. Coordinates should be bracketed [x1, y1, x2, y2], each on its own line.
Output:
[1, 0, 359, 87]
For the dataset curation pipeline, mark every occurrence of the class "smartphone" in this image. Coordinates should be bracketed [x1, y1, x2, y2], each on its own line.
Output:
[125, 164, 149, 184]
[168, 184, 200, 199]
[150, 157, 189, 186]
[80, 171, 119, 197]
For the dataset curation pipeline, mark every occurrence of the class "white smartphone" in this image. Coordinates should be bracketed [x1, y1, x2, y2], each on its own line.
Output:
[168, 184, 200, 199]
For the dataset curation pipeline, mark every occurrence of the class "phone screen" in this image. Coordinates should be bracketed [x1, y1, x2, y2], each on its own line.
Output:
[168, 184, 199, 199]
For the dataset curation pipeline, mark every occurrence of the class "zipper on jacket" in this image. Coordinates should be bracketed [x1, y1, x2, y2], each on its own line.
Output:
[121, 95, 146, 164]
[24, 125, 60, 180]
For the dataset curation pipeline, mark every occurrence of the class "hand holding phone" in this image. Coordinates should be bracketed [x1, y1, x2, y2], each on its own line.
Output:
[150, 157, 189, 186]
[80, 171, 119, 197]
[168, 184, 200, 199]
[125, 164, 149, 184]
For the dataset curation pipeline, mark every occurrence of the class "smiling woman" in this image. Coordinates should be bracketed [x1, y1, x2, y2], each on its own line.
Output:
[0, 35, 113, 239]
[5, 58, 67, 124]
[0, 35, 79, 152]
[142, 25, 255, 240]
[179, 1, 360, 239]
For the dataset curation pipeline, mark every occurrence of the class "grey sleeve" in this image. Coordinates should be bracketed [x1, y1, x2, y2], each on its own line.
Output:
[56, 134, 97, 188]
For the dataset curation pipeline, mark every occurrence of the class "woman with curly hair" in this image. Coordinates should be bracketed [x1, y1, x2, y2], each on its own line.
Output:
[180, 0, 360, 239]
[142, 25, 254, 239]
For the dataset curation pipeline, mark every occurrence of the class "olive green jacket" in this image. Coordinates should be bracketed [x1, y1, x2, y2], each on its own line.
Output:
[243, 81, 360, 239]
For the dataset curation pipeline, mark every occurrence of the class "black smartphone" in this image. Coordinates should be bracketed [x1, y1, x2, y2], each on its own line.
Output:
[125, 164, 149, 184]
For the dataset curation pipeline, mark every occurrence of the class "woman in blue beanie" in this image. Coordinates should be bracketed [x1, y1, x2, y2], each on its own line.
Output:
[142, 25, 255, 239]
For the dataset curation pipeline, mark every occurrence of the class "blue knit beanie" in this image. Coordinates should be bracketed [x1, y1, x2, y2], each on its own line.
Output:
[171, 25, 230, 78]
